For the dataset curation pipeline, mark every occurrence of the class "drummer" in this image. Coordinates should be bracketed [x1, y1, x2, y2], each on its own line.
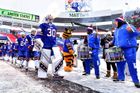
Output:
[101, 34, 117, 80]
[78, 36, 92, 75]
[87, 26, 100, 79]
[112, 16, 140, 88]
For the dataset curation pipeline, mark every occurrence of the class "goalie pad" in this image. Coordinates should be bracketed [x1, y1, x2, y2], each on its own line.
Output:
[38, 49, 51, 78]
[52, 47, 63, 74]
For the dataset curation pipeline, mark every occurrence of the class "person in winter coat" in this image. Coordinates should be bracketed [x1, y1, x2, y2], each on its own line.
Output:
[101, 34, 117, 80]
[87, 26, 100, 79]
[112, 16, 140, 88]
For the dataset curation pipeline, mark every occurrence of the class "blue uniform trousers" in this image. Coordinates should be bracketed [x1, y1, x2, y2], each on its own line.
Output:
[117, 47, 139, 83]
[92, 49, 100, 77]
[83, 59, 92, 74]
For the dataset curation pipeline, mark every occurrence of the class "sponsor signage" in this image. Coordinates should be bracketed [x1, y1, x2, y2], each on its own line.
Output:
[69, 12, 89, 18]
[0, 8, 39, 22]
[58, 10, 112, 18]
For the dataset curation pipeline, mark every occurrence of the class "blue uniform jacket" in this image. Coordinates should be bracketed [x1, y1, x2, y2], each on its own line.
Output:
[87, 33, 100, 49]
[113, 24, 140, 48]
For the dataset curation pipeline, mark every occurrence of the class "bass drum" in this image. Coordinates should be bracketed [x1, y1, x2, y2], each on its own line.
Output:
[105, 47, 126, 63]
[136, 41, 140, 61]
[78, 45, 92, 59]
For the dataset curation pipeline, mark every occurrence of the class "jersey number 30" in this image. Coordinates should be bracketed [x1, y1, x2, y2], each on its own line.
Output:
[47, 28, 56, 37]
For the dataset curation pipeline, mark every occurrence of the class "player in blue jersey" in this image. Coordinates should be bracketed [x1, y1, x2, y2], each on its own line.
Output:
[11, 42, 18, 64]
[26, 29, 40, 72]
[7, 42, 12, 61]
[2, 42, 8, 58]
[2, 42, 9, 61]
[0, 46, 2, 58]
[36, 15, 63, 79]
[17, 32, 28, 70]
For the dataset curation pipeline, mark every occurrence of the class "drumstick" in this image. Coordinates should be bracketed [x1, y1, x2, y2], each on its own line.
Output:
[95, 24, 98, 37]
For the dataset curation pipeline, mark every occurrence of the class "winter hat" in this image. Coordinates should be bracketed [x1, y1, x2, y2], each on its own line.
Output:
[87, 26, 93, 31]
[87, 26, 93, 34]
[62, 28, 72, 39]
[115, 16, 125, 23]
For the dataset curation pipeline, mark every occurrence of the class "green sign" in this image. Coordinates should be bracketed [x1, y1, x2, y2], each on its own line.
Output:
[0, 8, 39, 22]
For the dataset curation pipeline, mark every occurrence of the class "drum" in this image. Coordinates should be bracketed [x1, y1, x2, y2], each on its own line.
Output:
[105, 47, 125, 62]
[78, 45, 92, 59]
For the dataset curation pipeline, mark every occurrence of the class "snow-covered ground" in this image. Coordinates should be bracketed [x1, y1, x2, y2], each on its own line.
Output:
[0, 62, 52, 93]
[14, 56, 140, 93]
[61, 59, 140, 93]
[1, 43, 140, 93]
[61, 42, 140, 93]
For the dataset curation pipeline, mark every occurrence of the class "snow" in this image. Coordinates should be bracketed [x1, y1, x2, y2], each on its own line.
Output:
[20, 56, 140, 93]
[1, 45, 140, 93]
[58, 58, 140, 93]
[0, 62, 52, 93]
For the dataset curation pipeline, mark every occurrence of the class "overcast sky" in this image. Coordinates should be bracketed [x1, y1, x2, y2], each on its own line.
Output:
[0, 0, 140, 21]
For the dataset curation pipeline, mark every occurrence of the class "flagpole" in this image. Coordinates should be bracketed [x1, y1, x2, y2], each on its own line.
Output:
[123, 1, 135, 32]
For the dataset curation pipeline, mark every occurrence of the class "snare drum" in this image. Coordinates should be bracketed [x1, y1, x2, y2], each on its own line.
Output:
[78, 45, 92, 59]
[105, 47, 125, 62]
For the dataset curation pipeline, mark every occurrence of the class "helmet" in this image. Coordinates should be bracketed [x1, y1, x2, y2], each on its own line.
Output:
[20, 32, 26, 38]
[31, 28, 37, 36]
[31, 28, 36, 32]
[20, 32, 25, 35]
[45, 14, 54, 23]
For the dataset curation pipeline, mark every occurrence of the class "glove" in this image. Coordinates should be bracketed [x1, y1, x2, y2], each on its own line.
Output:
[28, 45, 33, 50]
[73, 54, 77, 57]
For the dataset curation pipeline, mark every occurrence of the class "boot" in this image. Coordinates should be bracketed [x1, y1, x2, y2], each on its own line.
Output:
[82, 72, 90, 75]
[35, 66, 38, 73]
[134, 83, 140, 88]
[105, 70, 111, 77]
[96, 76, 100, 79]
[64, 66, 72, 72]
[112, 72, 118, 80]
[64, 62, 73, 72]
